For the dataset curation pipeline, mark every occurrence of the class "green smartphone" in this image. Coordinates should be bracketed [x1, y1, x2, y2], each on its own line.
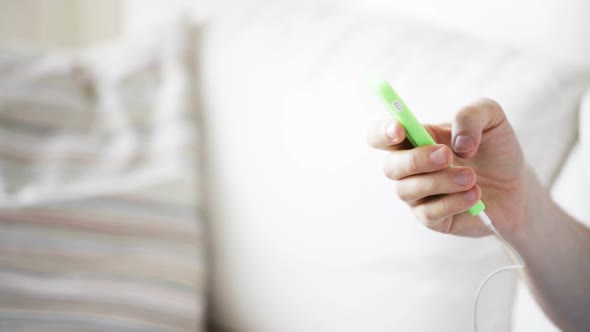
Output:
[376, 80, 485, 216]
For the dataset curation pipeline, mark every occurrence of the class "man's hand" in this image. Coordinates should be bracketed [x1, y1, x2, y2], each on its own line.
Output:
[367, 99, 527, 237]
[369, 97, 590, 330]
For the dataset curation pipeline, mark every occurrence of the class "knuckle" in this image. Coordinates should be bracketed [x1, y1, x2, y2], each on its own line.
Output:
[426, 208, 441, 225]
[383, 154, 401, 180]
[367, 129, 382, 148]
[367, 121, 388, 148]
[425, 218, 442, 230]
[395, 182, 411, 202]
[454, 107, 477, 129]
[425, 215, 446, 231]
[482, 98, 501, 111]
[423, 174, 437, 193]
[437, 217, 454, 234]
[416, 199, 456, 231]
[413, 206, 428, 224]
[488, 99, 507, 119]
[407, 152, 420, 174]
[383, 164, 394, 180]
[456, 105, 477, 119]
[440, 196, 452, 216]
[416, 205, 436, 224]
[479, 98, 506, 120]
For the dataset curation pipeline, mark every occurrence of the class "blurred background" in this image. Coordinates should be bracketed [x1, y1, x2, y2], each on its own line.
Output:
[0, 0, 204, 47]
[0, 1, 589, 332]
[0, 0, 589, 66]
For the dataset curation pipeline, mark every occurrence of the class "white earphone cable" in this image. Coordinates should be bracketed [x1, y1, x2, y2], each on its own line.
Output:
[473, 211, 525, 332]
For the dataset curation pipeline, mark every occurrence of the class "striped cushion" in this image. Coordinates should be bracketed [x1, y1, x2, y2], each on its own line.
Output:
[0, 21, 205, 331]
[0, 21, 197, 205]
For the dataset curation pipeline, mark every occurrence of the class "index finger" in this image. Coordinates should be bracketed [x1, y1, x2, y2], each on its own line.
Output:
[366, 119, 407, 151]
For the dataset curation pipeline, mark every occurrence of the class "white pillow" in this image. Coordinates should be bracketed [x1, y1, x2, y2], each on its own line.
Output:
[201, 3, 589, 332]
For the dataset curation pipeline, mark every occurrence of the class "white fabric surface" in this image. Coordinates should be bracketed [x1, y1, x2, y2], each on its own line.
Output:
[201, 3, 589, 331]
[339, 0, 590, 67]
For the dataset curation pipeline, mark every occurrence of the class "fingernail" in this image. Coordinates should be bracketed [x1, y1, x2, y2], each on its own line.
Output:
[464, 188, 477, 202]
[385, 122, 398, 141]
[453, 135, 475, 152]
[454, 170, 471, 186]
[429, 147, 448, 165]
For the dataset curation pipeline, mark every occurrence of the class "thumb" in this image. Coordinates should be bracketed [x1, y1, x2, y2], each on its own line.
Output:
[451, 98, 506, 159]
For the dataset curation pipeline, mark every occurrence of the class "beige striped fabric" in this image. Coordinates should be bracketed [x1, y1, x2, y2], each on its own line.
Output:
[0, 21, 205, 331]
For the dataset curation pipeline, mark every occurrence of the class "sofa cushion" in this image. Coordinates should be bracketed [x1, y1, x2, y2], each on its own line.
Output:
[0, 20, 206, 331]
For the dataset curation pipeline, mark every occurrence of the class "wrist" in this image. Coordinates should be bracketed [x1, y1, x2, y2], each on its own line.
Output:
[503, 168, 558, 256]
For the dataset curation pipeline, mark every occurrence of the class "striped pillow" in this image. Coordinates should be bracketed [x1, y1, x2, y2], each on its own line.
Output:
[0, 21, 205, 331]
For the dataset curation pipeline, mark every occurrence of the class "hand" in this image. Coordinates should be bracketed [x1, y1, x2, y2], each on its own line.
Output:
[368, 99, 527, 237]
